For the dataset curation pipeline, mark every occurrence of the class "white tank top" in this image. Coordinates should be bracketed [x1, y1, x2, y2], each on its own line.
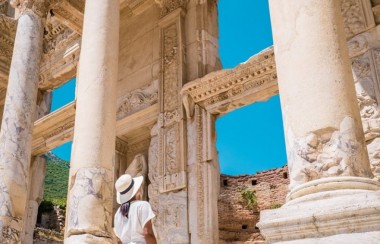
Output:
[113, 200, 155, 244]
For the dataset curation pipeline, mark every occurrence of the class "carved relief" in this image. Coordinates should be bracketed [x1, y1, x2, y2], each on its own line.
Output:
[158, 109, 181, 127]
[348, 32, 370, 57]
[352, 50, 380, 141]
[154, 191, 189, 243]
[163, 125, 179, 175]
[155, 0, 188, 17]
[163, 23, 179, 112]
[340, 0, 375, 38]
[288, 117, 372, 189]
[158, 11, 186, 193]
[117, 80, 158, 120]
[352, 49, 380, 177]
[43, 15, 73, 54]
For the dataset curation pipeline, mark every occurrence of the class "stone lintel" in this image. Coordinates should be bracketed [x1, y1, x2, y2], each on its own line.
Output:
[31, 102, 159, 156]
[181, 47, 278, 116]
[32, 101, 76, 156]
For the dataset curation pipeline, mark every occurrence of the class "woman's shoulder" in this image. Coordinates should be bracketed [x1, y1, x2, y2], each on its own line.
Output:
[133, 200, 152, 207]
[132, 200, 153, 211]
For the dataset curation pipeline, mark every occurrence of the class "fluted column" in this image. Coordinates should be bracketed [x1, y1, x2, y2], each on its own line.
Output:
[64, 0, 119, 243]
[258, 0, 380, 242]
[0, 9, 43, 243]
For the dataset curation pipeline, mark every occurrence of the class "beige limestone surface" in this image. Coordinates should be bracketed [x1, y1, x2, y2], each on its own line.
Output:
[65, 0, 119, 243]
[0, 10, 43, 243]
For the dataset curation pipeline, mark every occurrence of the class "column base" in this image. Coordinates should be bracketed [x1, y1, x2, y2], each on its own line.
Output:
[65, 234, 113, 244]
[278, 231, 380, 244]
[258, 177, 380, 243]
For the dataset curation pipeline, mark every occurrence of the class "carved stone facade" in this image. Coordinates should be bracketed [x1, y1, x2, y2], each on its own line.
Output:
[157, 8, 187, 193]
[117, 80, 158, 120]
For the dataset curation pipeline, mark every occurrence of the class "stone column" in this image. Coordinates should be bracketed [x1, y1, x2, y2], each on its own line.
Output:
[0, 9, 43, 243]
[187, 105, 219, 243]
[64, 0, 119, 243]
[24, 90, 52, 244]
[24, 156, 47, 244]
[258, 0, 380, 242]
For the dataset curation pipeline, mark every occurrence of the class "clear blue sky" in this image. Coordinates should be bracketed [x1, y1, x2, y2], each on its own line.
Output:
[50, 79, 75, 160]
[216, 0, 286, 175]
[51, 0, 287, 175]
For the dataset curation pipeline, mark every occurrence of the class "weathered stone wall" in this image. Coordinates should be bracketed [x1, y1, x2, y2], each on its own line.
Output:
[255, 166, 290, 210]
[38, 206, 65, 232]
[218, 166, 289, 243]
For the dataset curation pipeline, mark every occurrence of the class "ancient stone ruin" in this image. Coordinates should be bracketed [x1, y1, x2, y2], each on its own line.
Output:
[0, 0, 380, 243]
[219, 166, 289, 243]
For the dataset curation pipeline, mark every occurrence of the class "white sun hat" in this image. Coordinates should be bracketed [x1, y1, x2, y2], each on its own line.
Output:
[115, 174, 144, 205]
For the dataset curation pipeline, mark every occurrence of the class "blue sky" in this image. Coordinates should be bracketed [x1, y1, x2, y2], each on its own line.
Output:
[51, 0, 287, 175]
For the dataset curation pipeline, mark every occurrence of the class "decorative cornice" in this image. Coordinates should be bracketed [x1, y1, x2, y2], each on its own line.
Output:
[51, 0, 84, 35]
[181, 47, 278, 116]
[155, 0, 188, 18]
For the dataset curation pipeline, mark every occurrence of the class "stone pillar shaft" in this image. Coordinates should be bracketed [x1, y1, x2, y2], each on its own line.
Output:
[65, 0, 119, 243]
[0, 11, 43, 242]
[258, 1, 380, 242]
[269, 0, 373, 194]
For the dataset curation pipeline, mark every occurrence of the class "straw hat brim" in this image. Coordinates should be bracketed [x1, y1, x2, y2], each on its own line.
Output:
[116, 175, 144, 204]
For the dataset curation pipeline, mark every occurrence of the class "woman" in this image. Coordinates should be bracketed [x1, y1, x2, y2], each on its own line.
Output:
[114, 174, 157, 244]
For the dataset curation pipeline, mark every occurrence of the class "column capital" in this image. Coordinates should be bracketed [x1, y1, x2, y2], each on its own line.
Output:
[10, 0, 51, 18]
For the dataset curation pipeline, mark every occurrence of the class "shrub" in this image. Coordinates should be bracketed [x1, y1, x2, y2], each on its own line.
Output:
[240, 188, 257, 210]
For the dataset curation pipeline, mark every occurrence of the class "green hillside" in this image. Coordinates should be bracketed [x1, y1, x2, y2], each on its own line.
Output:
[43, 152, 70, 207]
